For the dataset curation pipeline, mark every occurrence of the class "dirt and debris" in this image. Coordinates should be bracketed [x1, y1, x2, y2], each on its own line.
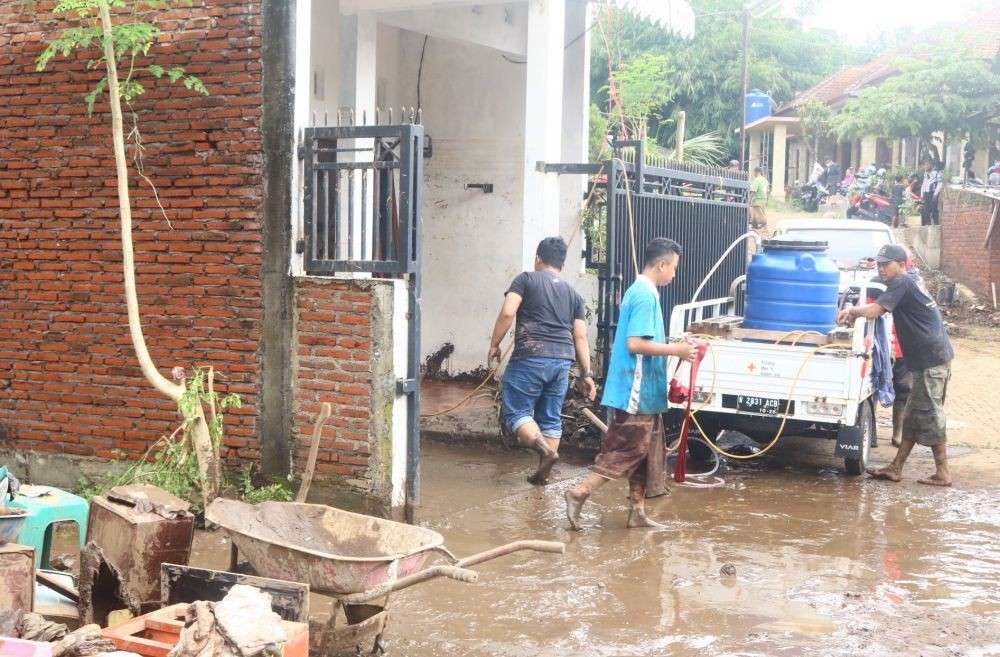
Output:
[107, 485, 193, 520]
[168, 586, 287, 657]
[17, 613, 68, 642]
[50, 624, 118, 657]
[919, 265, 1000, 331]
[422, 343, 455, 380]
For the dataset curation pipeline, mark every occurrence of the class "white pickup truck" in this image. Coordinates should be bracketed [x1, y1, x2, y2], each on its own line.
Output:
[668, 219, 897, 475]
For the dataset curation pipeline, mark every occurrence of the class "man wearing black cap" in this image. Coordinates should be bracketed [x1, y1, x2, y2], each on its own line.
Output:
[838, 243, 954, 486]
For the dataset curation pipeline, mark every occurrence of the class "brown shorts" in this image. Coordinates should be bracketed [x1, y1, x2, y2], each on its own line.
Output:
[902, 363, 950, 446]
[591, 410, 663, 485]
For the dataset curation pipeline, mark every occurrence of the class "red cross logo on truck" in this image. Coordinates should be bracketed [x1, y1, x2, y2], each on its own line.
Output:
[747, 362, 757, 373]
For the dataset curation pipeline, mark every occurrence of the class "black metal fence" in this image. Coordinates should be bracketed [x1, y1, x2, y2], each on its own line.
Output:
[591, 143, 750, 375]
[301, 124, 423, 276]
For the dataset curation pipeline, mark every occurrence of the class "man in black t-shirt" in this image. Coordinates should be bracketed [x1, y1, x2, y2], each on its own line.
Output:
[839, 244, 954, 486]
[489, 237, 597, 485]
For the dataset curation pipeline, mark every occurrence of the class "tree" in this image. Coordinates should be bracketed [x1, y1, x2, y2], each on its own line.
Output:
[799, 100, 833, 169]
[590, 0, 856, 159]
[830, 44, 1000, 164]
[36, 0, 225, 507]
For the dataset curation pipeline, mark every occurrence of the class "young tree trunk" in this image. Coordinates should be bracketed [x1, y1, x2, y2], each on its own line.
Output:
[98, 3, 220, 506]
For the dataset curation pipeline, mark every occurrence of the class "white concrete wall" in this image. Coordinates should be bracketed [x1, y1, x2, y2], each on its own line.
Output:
[384, 29, 528, 374]
[559, 0, 597, 335]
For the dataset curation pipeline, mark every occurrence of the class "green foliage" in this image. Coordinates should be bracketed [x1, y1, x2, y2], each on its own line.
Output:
[830, 44, 1000, 146]
[177, 368, 241, 447]
[36, 0, 207, 114]
[589, 103, 610, 162]
[799, 100, 833, 167]
[233, 465, 294, 505]
[76, 368, 244, 511]
[591, 0, 856, 159]
[77, 434, 202, 509]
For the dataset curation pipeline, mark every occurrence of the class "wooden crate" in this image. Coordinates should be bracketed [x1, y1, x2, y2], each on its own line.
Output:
[102, 604, 308, 657]
[0, 543, 35, 636]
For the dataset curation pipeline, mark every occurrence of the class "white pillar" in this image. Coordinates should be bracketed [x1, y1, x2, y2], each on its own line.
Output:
[338, 13, 377, 116]
[973, 148, 989, 179]
[338, 13, 377, 260]
[860, 135, 877, 168]
[771, 124, 787, 200]
[748, 130, 761, 171]
[522, 0, 565, 269]
[560, 0, 590, 276]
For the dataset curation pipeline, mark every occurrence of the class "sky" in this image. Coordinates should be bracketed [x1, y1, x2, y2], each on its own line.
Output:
[798, 0, 989, 46]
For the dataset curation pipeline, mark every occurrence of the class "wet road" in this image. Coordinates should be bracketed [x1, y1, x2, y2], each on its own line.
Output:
[385, 440, 1000, 657]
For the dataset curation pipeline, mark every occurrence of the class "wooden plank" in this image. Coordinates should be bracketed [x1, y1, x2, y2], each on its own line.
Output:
[686, 321, 852, 347]
[984, 200, 999, 248]
[160, 564, 310, 622]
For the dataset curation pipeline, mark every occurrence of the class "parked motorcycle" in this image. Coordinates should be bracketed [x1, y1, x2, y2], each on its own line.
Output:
[797, 180, 829, 212]
[846, 189, 893, 223]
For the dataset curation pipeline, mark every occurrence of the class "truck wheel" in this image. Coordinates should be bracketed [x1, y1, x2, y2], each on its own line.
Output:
[844, 401, 873, 476]
[846, 206, 858, 218]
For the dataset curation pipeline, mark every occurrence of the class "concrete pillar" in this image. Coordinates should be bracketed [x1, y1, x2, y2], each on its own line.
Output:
[771, 123, 787, 200]
[748, 130, 761, 171]
[560, 0, 590, 277]
[860, 135, 877, 168]
[973, 148, 989, 179]
[851, 140, 860, 169]
[891, 139, 900, 168]
[338, 13, 377, 115]
[522, 0, 565, 269]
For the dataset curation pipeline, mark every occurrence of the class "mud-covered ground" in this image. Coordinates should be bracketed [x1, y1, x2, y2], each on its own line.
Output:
[388, 325, 1000, 657]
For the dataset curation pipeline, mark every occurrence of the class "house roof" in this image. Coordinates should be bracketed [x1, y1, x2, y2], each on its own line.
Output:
[778, 10, 1000, 115]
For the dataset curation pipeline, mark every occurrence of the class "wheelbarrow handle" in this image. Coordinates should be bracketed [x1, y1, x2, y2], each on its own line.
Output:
[340, 565, 479, 605]
[456, 540, 565, 568]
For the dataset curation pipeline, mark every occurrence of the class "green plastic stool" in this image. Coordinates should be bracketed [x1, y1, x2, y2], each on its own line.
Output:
[9, 485, 89, 568]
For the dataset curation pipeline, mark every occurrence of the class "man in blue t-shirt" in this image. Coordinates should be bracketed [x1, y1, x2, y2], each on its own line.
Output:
[565, 238, 697, 530]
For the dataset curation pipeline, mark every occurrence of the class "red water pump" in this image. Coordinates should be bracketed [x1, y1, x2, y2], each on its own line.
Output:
[670, 338, 709, 482]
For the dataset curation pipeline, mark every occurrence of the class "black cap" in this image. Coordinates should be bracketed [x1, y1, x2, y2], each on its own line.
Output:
[875, 244, 907, 264]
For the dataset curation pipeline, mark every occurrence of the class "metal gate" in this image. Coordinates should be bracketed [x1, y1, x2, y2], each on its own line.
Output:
[299, 123, 423, 520]
[589, 141, 750, 376]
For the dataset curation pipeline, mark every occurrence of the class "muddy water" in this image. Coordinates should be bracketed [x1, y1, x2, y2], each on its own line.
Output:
[382, 441, 1000, 657]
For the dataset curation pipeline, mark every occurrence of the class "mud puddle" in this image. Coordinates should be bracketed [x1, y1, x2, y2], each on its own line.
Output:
[382, 441, 1000, 657]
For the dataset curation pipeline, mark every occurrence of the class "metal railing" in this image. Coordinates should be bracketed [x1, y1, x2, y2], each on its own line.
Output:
[301, 123, 423, 276]
[593, 144, 750, 376]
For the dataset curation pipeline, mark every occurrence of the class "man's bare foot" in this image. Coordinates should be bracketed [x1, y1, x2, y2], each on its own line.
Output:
[917, 474, 952, 487]
[527, 437, 558, 486]
[626, 507, 666, 529]
[891, 437, 901, 448]
[866, 466, 902, 482]
[565, 489, 588, 531]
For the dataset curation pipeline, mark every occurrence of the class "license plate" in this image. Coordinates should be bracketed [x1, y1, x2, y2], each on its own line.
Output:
[722, 394, 794, 416]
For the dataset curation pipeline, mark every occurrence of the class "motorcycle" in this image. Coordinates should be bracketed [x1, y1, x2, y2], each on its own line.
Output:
[846, 189, 893, 223]
[797, 180, 829, 212]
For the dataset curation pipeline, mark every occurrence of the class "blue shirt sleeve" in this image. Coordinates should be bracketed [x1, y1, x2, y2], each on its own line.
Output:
[625, 294, 659, 339]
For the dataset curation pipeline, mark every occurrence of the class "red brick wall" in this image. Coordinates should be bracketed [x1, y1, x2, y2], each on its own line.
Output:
[0, 2, 264, 463]
[293, 279, 379, 489]
[940, 188, 1000, 299]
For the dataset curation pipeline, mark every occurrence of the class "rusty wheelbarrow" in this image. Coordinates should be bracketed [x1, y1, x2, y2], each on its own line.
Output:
[205, 499, 564, 655]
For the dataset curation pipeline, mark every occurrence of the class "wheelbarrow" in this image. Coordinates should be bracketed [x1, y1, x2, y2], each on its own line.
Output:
[205, 499, 564, 656]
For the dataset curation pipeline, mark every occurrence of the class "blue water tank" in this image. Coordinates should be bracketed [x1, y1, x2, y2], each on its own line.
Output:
[743, 240, 840, 333]
[745, 90, 772, 126]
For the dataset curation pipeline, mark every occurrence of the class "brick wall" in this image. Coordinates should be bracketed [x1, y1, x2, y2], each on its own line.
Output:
[293, 278, 399, 506]
[940, 188, 1000, 299]
[0, 2, 265, 464]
